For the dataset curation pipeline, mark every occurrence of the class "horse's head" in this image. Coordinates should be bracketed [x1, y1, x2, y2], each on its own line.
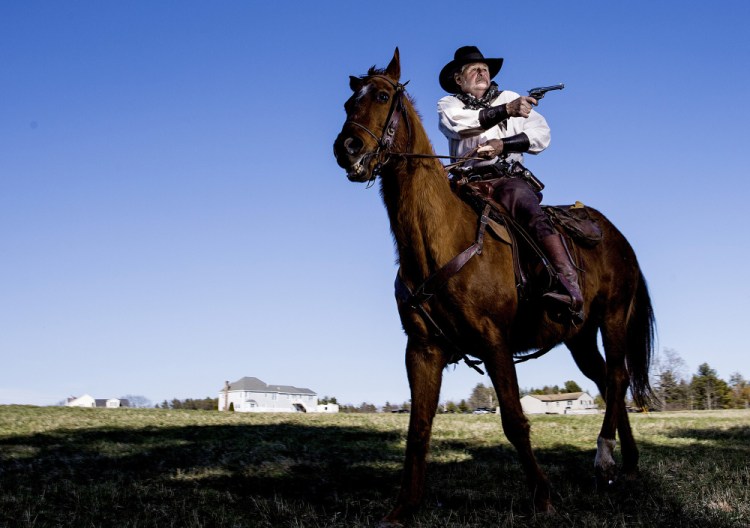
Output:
[333, 48, 409, 183]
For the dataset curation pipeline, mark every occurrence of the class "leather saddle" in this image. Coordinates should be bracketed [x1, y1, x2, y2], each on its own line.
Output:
[451, 176, 602, 299]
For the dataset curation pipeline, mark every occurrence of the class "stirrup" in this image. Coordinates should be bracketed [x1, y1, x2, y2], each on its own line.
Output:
[543, 291, 584, 325]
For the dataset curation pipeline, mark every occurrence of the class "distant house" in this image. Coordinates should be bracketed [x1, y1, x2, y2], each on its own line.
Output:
[520, 392, 598, 415]
[66, 395, 130, 408]
[219, 377, 323, 413]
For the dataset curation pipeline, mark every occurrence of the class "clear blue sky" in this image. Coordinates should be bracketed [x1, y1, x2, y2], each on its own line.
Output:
[2, 2, 749, 407]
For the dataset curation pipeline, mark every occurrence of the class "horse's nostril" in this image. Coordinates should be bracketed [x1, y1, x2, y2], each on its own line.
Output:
[344, 136, 363, 155]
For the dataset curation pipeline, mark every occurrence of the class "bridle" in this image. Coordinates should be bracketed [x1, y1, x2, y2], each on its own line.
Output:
[344, 75, 413, 180]
[344, 75, 484, 182]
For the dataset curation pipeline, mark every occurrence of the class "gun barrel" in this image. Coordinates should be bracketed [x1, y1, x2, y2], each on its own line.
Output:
[528, 83, 565, 98]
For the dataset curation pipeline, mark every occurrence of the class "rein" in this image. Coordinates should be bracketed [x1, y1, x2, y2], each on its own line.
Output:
[395, 152, 484, 171]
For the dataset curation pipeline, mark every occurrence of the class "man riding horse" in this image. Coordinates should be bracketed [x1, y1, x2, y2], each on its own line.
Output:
[438, 45, 583, 322]
[334, 49, 655, 522]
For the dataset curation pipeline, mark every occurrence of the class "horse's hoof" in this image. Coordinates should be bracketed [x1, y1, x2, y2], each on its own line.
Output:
[594, 457, 618, 490]
[594, 471, 618, 491]
[536, 500, 556, 515]
[533, 492, 555, 515]
[379, 507, 407, 528]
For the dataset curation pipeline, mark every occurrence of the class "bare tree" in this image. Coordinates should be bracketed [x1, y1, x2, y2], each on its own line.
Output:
[652, 348, 688, 410]
[728, 373, 750, 408]
[468, 383, 497, 410]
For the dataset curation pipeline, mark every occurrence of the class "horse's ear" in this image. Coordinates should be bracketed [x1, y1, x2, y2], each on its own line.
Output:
[349, 75, 363, 92]
[385, 47, 401, 81]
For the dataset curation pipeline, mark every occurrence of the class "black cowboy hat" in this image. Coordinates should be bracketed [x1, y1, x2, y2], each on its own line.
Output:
[439, 46, 504, 94]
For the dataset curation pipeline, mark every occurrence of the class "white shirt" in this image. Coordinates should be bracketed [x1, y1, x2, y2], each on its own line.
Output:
[437, 89, 551, 164]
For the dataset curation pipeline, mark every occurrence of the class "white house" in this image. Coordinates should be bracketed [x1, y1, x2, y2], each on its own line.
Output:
[520, 392, 598, 415]
[97, 398, 129, 408]
[219, 377, 322, 413]
[66, 394, 96, 407]
[66, 395, 129, 408]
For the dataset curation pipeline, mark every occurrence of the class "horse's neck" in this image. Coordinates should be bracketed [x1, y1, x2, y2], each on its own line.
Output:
[381, 159, 472, 281]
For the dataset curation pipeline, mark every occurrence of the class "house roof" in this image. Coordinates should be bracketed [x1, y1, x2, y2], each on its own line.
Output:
[68, 394, 94, 403]
[224, 377, 316, 395]
[226, 377, 267, 391]
[526, 392, 588, 402]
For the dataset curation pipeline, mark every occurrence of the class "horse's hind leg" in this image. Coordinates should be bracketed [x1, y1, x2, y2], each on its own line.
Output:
[597, 320, 639, 484]
[566, 315, 642, 486]
[565, 322, 607, 398]
[566, 325, 619, 485]
[485, 349, 553, 512]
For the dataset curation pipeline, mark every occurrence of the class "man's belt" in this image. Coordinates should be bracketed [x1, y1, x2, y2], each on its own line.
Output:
[449, 156, 545, 193]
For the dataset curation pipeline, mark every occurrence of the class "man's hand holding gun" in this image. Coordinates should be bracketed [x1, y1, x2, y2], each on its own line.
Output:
[506, 83, 565, 119]
[474, 83, 565, 159]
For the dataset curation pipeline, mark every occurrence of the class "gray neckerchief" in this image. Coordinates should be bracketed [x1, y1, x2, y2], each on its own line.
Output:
[454, 82, 501, 109]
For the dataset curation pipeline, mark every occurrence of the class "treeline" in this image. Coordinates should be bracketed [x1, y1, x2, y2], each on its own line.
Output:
[156, 397, 219, 410]
[453, 350, 750, 412]
[319, 395, 410, 413]
[335, 380, 594, 414]
[440, 383, 498, 413]
[523, 380, 584, 396]
[340, 402, 381, 413]
[438, 380, 596, 413]
[144, 349, 749, 414]
[337, 401, 410, 413]
[652, 349, 749, 410]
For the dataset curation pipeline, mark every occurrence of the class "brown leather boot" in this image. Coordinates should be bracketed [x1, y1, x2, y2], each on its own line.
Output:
[540, 234, 584, 323]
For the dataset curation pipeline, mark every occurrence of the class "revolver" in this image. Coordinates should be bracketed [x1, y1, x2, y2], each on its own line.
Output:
[527, 83, 565, 101]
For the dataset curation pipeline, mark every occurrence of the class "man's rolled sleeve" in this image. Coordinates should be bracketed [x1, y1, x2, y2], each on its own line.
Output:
[437, 96, 484, 139]
[521, 111, 551, 154]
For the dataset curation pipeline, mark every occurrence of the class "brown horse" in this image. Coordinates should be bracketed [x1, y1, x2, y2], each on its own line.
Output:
[333, 49, 655, 525]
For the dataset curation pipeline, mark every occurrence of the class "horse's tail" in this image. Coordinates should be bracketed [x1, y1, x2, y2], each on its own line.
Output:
[626, 268, 657, 409]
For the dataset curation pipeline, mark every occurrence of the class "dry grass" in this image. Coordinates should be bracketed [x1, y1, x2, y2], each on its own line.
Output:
[0, 406, 748, 527]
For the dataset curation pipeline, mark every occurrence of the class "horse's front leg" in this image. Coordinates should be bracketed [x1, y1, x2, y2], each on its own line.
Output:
[382, 338, 447, 526]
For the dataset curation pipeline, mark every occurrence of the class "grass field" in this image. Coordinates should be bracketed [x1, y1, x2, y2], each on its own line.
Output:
[0, 406, 748, 527]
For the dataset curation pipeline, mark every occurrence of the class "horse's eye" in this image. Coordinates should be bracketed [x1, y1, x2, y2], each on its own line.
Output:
[377, 92, 390, 103]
